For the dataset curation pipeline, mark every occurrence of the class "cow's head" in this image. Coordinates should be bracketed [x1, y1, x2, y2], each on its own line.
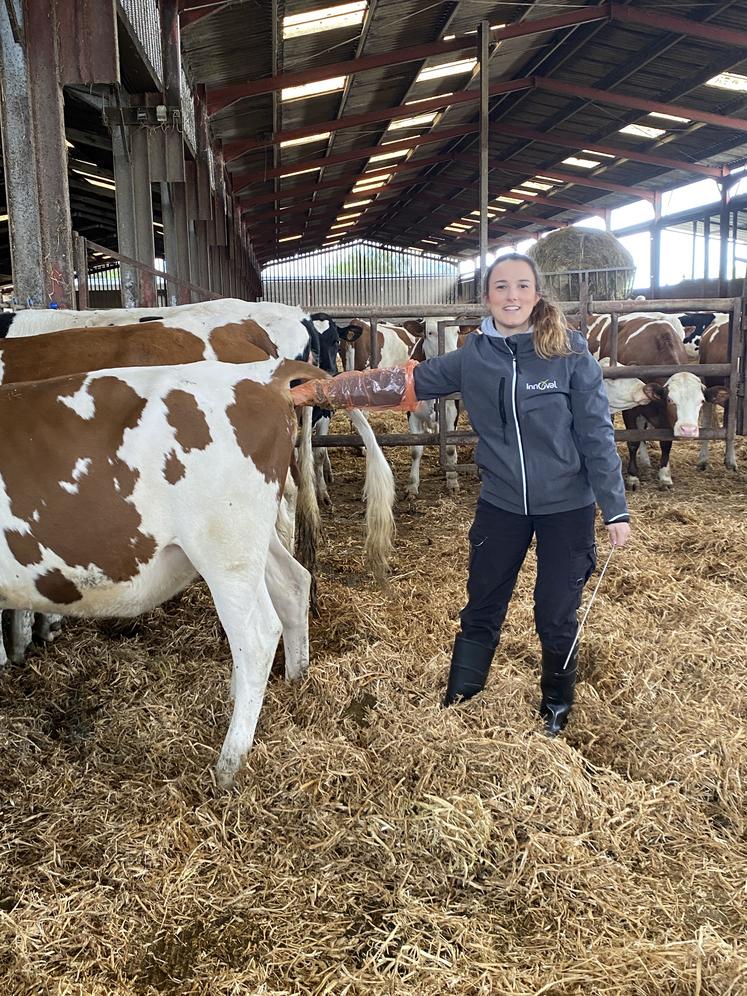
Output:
[642, 372, 704, 437]
[307, 313, 362, 375]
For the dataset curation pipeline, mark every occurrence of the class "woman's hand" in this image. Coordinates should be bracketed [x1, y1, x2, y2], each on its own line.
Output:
[606, 522, 631, 548]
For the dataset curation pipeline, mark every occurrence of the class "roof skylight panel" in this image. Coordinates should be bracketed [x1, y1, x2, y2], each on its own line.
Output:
[388, 112, 438, 130]
[416, 58, 477, 83]
[282, 76, 347, 101]
[368, 148, 411, 163]
[283, 2, 366, 39]
[562, 156, 601, 169]
[705, 71, 747, 93]
[648, 111, 690, 124]
[280, 131, 332, 148]
[619, 124, 666, 139]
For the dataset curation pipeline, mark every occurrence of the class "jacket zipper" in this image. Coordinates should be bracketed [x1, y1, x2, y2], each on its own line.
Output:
[506, 343, 529, 514]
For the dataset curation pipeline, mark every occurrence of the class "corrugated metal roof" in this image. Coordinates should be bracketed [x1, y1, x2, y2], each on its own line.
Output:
[178, 0, 747, 264]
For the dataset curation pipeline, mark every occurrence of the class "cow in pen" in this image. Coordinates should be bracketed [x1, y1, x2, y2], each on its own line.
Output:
[0, 357, 327, 786]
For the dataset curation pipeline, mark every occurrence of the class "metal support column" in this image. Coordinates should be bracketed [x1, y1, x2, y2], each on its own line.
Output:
[477, 20, 490, 297]
[651, 192, 662, 299]
[112, 119, 139, 307]
[160, 0, 189, 300]
[132, 124, 156, 307]
[0, 0, 74, 306]
[718, 180, 732, 297]
[0, 1, 44, 306]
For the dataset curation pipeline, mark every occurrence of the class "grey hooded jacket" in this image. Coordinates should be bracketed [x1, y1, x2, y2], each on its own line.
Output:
[413, 318, 629, 524]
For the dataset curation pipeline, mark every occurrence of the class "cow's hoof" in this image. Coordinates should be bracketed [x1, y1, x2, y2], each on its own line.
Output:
[625, 476, 640, 491]
[726, 461, 738, 472]
[658, 481, 673, 491]
[445, 476, 459, 495]
[321, 493, 333, 509]
[696, 461, 708, 471]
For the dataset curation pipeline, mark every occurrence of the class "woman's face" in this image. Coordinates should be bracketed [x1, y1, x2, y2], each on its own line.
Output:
[484, 259, 541, 333]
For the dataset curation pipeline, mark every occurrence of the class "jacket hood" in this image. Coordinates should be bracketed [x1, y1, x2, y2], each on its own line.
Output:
[480, 316, 535, 352]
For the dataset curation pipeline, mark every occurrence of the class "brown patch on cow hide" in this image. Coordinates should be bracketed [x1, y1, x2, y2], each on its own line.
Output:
[35, 569, 82, 605]
[210, 320, 278, 361]
[4, 529, 42, 566]
[226, 380, 295, 486]
[0, 324, 206, 386]
[164, 390, 212, 452]
[0, 374, 156, 584]
[163, 450, 186, 484]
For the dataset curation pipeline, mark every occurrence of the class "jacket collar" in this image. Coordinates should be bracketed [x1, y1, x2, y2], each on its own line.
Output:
[481, 316, 535, 354]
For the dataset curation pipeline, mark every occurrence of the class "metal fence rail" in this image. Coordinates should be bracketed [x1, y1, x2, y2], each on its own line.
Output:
[311, 297, 746, 472]
[74, 234, 221, 309]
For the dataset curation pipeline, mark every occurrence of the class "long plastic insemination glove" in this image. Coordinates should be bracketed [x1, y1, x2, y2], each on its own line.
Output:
[290, 359, 419, 412]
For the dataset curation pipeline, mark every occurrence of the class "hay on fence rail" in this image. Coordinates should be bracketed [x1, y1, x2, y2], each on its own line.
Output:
[528, 227, 635, 301]
[0, 413, 745, 995]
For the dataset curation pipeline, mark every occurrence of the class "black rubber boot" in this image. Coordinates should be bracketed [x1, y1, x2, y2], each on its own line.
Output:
[539, 646, 578, 736]
[443, 635, 495, 706]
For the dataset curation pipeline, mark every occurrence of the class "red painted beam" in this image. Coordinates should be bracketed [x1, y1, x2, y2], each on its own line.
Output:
[239, 155, 452, 208]
[207, 7, 611, 114]
[232, 125, 477, 190]
[535, 77, 747, 136]
[497, 124, 726, 178]
[224, 78, 533, 162]
[611, 2, 747, 50]
[423, 177, 604, 216]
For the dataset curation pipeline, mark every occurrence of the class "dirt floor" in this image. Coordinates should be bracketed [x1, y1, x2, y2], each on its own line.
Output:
[1, 411, 745, 995]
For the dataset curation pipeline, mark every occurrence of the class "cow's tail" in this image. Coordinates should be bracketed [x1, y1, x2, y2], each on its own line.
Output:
[348, 408, 395, 582]
[295, 405, 321, 613]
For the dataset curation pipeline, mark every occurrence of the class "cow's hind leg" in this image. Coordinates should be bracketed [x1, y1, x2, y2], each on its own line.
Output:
[4, 610, 34, 664]
[658, 441, 673, 490]
[625, 442, 641, 491]
[206, 572, 282, 789]
[265, 531, 310, 681]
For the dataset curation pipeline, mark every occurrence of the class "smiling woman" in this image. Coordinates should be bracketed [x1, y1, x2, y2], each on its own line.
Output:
[410, 253, 631, 728]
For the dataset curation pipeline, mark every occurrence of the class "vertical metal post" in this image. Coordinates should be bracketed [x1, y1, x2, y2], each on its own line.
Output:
[111, 119, 140, 307]
[609, 313, 619, 367]
[0, 1, 44, 306]
[650, 193, 662, 300]
[437, 320, 448, 472]
[132, 124, 156, 306]
[578, 277, 589, 335]
[74, 234, 89, 309]
[369, 318, 379, 368]
[1, 0, 75, 306]
[478, 20, 490, 298]
[726, 301, 742, 445]
[718, 180, 732, 297]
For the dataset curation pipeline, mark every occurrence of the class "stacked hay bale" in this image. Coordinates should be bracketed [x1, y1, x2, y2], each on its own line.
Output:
[527, 226, 635, 302]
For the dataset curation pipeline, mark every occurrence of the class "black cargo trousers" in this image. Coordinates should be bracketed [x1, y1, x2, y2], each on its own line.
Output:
[459, 498, 597, 656]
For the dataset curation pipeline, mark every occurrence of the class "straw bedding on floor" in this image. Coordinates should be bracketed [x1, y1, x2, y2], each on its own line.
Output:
[1, 412, 745, 995]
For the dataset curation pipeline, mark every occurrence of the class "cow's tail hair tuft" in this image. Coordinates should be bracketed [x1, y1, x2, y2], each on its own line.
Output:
[348, 408, 395, 583]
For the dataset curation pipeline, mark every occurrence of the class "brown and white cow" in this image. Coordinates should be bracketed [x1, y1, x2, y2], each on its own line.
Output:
[0, 319, 395, 664]
[596, 318, 704, 490]
[0, 357, 326, 785]
[696, 316, 735, 471]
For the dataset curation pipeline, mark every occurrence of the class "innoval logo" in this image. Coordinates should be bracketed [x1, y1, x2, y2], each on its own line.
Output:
[526, 379, 558, 391]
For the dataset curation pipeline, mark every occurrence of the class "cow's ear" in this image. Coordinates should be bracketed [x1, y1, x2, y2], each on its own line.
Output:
[341, 323, 363, 343]
[643, 382, 664, 401]
[705, 385, 730, 406]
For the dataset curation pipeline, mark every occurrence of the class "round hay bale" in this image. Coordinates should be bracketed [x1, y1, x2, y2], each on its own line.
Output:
[528, 227, 635, 301]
